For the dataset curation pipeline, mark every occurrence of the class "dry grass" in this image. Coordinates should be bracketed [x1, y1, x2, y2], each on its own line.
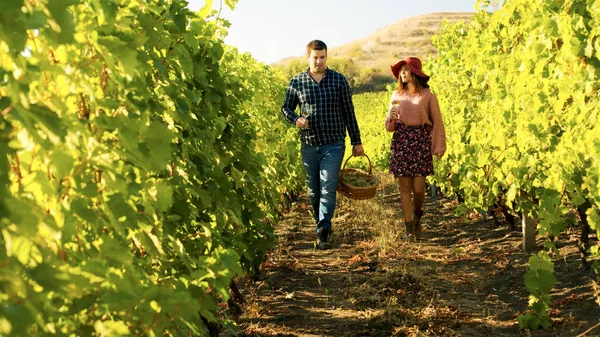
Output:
[224, 172, 600, 337]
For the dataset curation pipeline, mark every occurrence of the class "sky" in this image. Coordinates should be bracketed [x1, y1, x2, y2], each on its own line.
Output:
[186, 0, 479, 65]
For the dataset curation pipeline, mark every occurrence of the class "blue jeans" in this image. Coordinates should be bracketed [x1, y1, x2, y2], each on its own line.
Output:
[300, 140, 346, 232]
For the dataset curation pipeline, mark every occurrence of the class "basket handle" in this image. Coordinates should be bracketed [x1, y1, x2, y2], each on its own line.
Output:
[340, 153, 373, 179]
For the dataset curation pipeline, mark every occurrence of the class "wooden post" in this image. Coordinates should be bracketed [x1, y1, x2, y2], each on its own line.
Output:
[522, 215, 537, 251]
[430, 183, 437, 200]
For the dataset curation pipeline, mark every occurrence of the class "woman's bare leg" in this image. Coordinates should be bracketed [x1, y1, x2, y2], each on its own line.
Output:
[398, 177, 414, 222]
[412, 176, 426, 215]
[411, 176, 426, 238]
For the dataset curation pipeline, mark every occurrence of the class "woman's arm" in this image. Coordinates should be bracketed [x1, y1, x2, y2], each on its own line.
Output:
[385, 115, 397, 132]
[384, 93, 398, 132]
[429, 93, 446, 156]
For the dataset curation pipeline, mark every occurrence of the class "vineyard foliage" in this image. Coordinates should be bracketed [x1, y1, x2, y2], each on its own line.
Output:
[0, 0, 303, 335]
[3, 0, 600, 334]
[428, 0, 600, 328]
[343, 91, 391, 172]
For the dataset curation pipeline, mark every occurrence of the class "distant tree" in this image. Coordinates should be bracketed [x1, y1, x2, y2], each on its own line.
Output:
[327, 58, 360, 87]
[276, 56, 393, 93]
[278, 59, 305, 81]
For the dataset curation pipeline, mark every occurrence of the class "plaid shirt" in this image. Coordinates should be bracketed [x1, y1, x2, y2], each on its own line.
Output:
[281, 68, 362, 146]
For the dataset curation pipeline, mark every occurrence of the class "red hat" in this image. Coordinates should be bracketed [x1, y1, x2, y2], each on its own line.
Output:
[391, 57, 429, 80]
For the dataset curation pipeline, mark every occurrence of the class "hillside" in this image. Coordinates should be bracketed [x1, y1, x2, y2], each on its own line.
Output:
[274, 12, 474, 88]
[333, 12, 473, 69]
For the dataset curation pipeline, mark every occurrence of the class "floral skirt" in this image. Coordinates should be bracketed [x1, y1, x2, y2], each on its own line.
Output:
[389, 123, 434, 177]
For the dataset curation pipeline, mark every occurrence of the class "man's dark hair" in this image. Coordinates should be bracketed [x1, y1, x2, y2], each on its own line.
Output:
[306, 40, 327, 55]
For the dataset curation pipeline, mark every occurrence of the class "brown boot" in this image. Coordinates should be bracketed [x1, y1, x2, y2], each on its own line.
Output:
[404, 220, 416, 242]
[413, 210, 424, 239]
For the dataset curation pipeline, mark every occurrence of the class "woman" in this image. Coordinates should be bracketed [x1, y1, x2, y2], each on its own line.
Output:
[385, 57, 446, 240]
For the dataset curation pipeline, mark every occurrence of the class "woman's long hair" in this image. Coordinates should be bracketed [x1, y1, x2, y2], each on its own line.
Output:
[396, 73, 430, 94]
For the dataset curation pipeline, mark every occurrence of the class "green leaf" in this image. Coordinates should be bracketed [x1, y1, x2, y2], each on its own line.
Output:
[71, 197, 98, 223]
[106, 193, 137, 229]
[7, 234, 34, 265]
[94, 320, 130, 336]
[198, 0, 213, 18]
[567, 36, 582, 56]
[28, 263, 70, 291]
[100, 236, 133, 265]
[22, 104, 66, 145]
[184, 31, 199, 54]
[1, 302, 37, 336]
[196, 189, 213, 208]
[50, 149, 74, 179]
[93, 0, 118, 26]
[143, 230, 165, 255]
[224, 0, 238, 10]
[80, 258, 108, 278]
[26, 10, 47, 30]
[46, 0, 77, 44]
[175, 44, 194, 74]
[528, 252, 554, 271]
[61, 211, 78, 242]
[98, 36, 140, 75]
[4, 199, 42, 237]
[70, 294, 99, 314]
[172, 13, 186, 33]
[535, 269, 557, 294]
[0, 8, 27, 53]
[139, 122, 174, 172]
[155, 180, 173, 212]
[2, 0, 24, 11]
[587, 208, 600, 231]
[0, 317, 12, 335]
[137, 12, 160, 46]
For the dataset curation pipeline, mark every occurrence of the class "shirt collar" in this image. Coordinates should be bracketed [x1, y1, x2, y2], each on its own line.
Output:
[304, 67, 329, 77]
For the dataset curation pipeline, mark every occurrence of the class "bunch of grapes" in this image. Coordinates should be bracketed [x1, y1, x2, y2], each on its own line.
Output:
[341, 171, 377, 187]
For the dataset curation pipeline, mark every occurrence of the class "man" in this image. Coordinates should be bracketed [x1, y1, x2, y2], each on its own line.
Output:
[281, 39, 364, 249]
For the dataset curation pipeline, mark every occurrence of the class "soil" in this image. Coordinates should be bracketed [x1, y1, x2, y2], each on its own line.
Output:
[224, 176, 600, 337]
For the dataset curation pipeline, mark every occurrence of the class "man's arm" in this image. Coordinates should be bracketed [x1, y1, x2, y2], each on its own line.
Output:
[339, 75, 362, 145]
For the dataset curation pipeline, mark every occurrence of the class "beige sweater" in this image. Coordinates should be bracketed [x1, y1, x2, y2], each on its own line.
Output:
[384, 88, 446, 156]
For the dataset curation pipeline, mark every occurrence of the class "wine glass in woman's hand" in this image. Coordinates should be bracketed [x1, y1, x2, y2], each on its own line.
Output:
[390, 100, 401, 120]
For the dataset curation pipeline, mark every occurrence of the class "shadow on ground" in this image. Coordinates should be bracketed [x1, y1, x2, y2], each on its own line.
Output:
[225, 178, 600, 337]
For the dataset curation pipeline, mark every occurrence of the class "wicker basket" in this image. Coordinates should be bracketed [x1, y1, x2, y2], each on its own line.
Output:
[337, 154, 379, 200]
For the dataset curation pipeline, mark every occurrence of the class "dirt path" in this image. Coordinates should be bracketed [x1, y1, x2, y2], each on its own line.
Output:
[227, 178, 599, 337]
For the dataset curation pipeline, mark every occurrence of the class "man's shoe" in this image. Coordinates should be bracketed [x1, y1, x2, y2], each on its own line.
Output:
[316, 227, 332, 250]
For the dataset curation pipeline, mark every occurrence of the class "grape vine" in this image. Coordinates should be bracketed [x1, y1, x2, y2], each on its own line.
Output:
[429, 0, 600, 329]
[0, 0, 302, 335]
